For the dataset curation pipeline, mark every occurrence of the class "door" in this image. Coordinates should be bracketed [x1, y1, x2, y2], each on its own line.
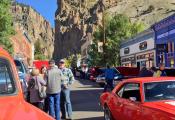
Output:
[113, 83, 142, 120]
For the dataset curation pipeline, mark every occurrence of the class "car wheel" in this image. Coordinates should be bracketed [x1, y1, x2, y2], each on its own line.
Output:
[104, 105, 114, 120]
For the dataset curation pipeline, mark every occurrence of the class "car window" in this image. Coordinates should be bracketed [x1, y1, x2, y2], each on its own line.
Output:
[0, 58, 16, 95]
[144, 81, 175, 102]
[117, 83, 141, 101]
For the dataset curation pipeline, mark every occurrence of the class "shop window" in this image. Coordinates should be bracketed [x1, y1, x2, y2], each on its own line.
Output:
[124, 47, 130, 54]
[139, 41, 147, 50]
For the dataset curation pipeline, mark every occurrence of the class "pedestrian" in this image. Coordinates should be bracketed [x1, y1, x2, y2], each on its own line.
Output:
[40, 66, 47, 80]
[59, 59, 74, 120]
[150, 66, 157, 76]
[40, 66, 49, 113]
[154, 63, 167, 77]
[104, 65, 115, 92]
[28, 68, 46, 110]
[138, 66, 153, 77]
[46, 60, 63, 120]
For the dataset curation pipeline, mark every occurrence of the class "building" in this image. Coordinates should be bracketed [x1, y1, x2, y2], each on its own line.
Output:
[152, 13, 175, 68]
[120, 29, 155, 68]
[10, 26, 33, 66]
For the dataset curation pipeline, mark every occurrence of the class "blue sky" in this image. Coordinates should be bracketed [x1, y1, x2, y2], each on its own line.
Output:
[16, 0, 57, 27]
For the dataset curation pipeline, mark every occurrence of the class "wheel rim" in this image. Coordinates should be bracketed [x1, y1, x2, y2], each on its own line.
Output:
[104, 107, 111, 120]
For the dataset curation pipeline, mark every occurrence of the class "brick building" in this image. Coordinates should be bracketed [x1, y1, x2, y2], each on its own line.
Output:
[10, 27, 33, 66]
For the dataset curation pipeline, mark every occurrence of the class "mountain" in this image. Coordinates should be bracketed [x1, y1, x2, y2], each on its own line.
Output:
[12, 3, 55, 59]
[54, 0, 175, 62]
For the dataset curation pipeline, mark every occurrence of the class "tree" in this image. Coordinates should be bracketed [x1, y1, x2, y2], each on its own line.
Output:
[0, 0, 15, 54]
[88, 14, 145, 67]
[34, 40, 47, 60]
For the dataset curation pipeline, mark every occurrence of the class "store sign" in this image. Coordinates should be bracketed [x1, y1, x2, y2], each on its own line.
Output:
[139, 41, 147, 50]
[121, 57, 135, 62]
[124, 47, 130, 54]
[98, 42, 103, 53]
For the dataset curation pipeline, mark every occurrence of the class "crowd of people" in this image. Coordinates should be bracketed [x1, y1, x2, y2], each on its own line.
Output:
[27, 59, 74, 120]
[103, 63, 167, 92]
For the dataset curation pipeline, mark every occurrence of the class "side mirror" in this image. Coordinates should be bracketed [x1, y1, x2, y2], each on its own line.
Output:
[129, 97, 137, 102]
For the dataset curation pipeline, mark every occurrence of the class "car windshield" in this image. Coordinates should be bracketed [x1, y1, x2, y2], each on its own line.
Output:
[14, 60, 27, 73]
[0, 58, 16, 95]
[144, 81, 175, 102]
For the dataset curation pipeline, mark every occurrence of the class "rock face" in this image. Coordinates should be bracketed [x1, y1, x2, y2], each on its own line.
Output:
[54, 0, 175, 62]
[12, 3, 54, 59]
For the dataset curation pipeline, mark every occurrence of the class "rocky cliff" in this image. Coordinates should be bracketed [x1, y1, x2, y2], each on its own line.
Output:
[54, 0, 175, 62]
[12, 3, 54, 59]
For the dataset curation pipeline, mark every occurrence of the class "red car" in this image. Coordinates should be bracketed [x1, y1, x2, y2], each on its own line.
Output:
[100, 77, 175, 120]
[33, 60, 49, 70]
[0, 48, 53, 120]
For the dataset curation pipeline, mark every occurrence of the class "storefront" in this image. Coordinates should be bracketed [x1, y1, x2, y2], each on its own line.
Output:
[120, 29, 156, 68]
[153, 13, 175, 68]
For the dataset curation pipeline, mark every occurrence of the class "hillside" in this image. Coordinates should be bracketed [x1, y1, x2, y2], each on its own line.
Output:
[12, 3, 54, 59]
[54, 0, 175, 61]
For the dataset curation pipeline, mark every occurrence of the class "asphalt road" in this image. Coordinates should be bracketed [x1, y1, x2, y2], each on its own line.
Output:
[70, 79, 104, 120]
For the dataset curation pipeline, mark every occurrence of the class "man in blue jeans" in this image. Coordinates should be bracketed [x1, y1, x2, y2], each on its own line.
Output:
[46, 60, 64, 120]
[59, 59, 74, 120]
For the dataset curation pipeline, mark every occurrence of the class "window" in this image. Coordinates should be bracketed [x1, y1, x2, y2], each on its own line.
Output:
[0, 58, 16, 95]
[124, 47, 130, 54]
[117, 83, 141, 101]
[139, 41, 147, 50]
[144, 81, 175, 102]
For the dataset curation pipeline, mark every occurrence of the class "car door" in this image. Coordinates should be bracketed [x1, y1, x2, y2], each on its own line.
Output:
[108, 86, 125, 120]
[112, 83, 142, 120]
[121, 83, 142, 120]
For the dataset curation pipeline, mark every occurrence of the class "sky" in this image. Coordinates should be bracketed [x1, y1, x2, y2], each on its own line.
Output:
[16, 0, 57, 27]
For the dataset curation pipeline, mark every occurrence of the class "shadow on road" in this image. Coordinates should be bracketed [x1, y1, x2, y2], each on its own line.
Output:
[75, 116, 103, 120]
[71, 89, 103, 112]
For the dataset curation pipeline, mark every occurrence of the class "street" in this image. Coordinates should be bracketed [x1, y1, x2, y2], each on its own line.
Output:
[71, 79, 104, 120]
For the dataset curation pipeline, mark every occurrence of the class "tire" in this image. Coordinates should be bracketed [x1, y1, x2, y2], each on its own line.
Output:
[99, 83, 105, 87]
[104, 105, 114, 120]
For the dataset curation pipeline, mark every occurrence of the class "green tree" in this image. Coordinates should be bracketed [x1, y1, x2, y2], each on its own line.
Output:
[34, 40, 47, 60]
[0, 0, 15, 54]
[88, 14, 145, 67]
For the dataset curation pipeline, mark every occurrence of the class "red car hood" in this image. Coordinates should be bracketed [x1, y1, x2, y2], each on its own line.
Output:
[143, 100, 175, 115]
[0, 97, 53, 120]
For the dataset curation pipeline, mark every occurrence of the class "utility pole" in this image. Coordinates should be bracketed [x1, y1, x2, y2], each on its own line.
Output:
[102, 6, 106, 66]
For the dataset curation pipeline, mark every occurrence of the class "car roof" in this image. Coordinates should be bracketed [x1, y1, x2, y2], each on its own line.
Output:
[125, 77, 175, 83]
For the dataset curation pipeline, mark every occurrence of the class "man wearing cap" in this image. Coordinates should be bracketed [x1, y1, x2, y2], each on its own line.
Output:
[46, 60, 63, 120]
[59, 59, 74, 120]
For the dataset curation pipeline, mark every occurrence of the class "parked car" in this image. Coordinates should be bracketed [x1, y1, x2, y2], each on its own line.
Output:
[88, 67, 103, 81]
[100, 77, 175, 120]
[14, 59, 30, 100]
[0, 47, 54, 120]
[116, 67, 140, 78]
[33, 60, 49, 70]
[96, 68, 124, 87]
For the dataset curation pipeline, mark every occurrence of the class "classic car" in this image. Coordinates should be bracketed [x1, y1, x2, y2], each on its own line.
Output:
[96, 68, 124, 87]
[100, 77, 175, 120]
[0, 47, 53, 120]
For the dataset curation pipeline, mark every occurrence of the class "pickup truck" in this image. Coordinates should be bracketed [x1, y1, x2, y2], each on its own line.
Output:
[0, 47, 53, 120]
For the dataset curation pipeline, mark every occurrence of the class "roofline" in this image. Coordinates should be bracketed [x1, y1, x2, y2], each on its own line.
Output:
[121, 28, 154, 46]
[152, 13, 175, 31]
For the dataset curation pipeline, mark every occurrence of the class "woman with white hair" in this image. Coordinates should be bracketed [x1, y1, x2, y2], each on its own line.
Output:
[28, 68, 46, 110]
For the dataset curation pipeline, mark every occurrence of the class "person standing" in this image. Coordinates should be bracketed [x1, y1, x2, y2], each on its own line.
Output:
[28, 68, 46, 110]
[46, 60, 63, 120]
[59, 59, 74, 120]
[104, 65, 115, 92]
[154, 63, 167, 77]
[40, 66, 49, 113]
